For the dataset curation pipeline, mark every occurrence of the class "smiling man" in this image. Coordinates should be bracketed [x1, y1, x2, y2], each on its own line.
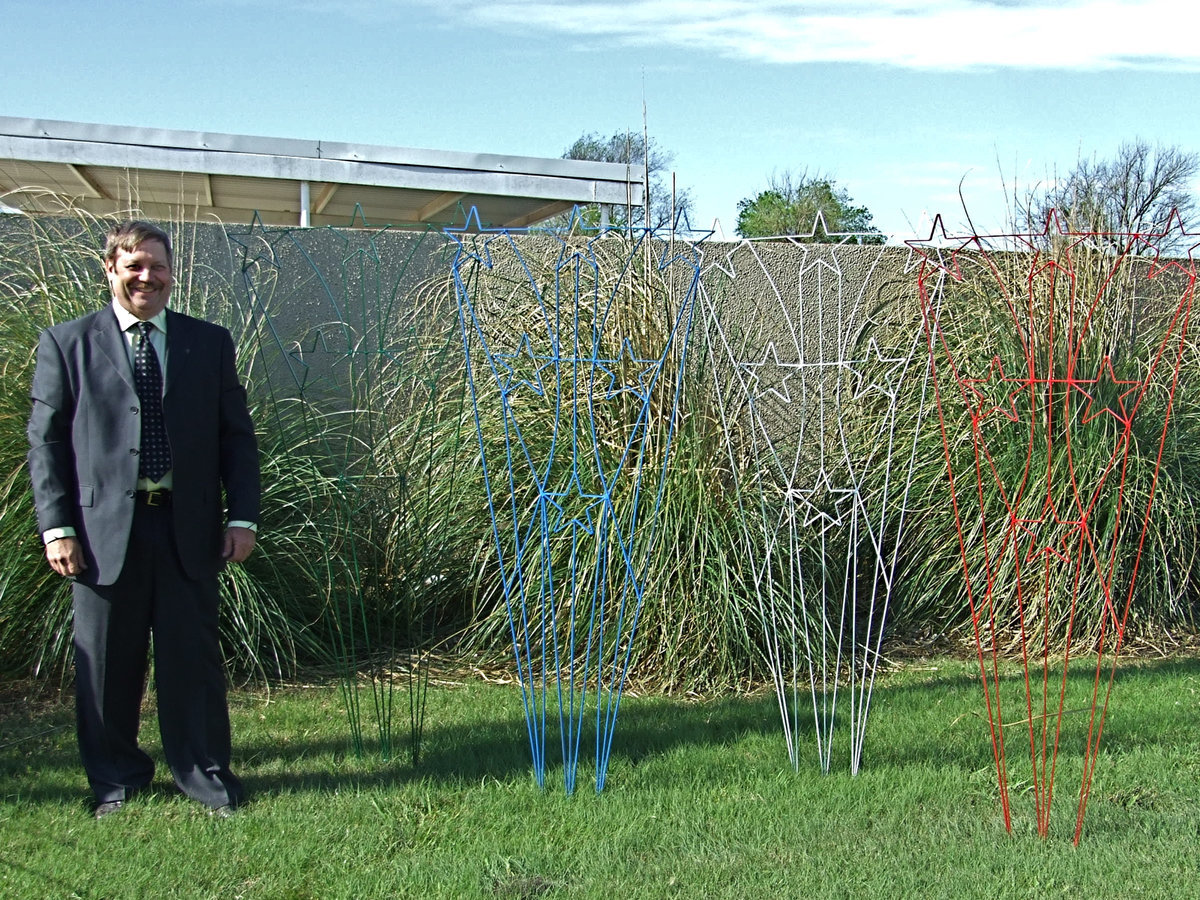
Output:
[26, 220, 260, 819]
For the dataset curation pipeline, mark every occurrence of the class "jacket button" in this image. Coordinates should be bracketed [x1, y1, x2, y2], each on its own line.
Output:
[130, 406, 139, 414]
[130, 448, 139, 455]
[126, 490, 136, 499]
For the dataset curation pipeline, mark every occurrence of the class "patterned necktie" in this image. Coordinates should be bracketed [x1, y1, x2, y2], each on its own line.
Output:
[133, 322, 172, 481]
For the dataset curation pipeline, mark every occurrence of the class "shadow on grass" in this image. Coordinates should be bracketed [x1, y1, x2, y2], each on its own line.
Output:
[0, 684, 78, 806]
[6, 652, 1198, 806]
[219, 652, 1200, 797]
[237, 688, 788, 798]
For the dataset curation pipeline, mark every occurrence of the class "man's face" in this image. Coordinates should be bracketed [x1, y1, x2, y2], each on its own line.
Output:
[105, 239, 173, 320]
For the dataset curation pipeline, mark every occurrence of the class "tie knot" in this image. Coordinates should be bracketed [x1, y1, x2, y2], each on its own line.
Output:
[136, 322, 153, 339]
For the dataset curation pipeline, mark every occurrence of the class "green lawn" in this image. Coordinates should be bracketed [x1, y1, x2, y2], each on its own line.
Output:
[3, 653, 1200, 899]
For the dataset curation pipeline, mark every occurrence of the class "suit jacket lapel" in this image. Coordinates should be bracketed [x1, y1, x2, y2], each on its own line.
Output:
[91, 307, 136, 395]
[163, 310, 193, 396]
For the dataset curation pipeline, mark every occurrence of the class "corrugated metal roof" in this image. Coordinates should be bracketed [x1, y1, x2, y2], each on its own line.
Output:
[0, 117, 645, 229]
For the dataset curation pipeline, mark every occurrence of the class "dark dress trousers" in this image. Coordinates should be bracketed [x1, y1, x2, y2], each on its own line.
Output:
[27, 305, 260, 808]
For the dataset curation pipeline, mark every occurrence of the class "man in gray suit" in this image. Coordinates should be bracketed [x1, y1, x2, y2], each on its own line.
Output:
[27, 220, 260, 819]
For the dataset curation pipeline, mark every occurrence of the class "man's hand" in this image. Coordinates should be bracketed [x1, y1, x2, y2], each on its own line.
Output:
[222, 526, 256, 563]
[45, 536, 87, 578]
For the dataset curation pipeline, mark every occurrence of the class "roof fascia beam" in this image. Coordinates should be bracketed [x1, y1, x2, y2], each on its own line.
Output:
[66, 163, 109, 199]
[504, 201, 574, 229]
[418, 192, 466, 222]
[312, 182, 338, 214]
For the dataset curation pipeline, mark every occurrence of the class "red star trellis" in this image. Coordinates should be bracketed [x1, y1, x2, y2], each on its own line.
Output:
[912, 212, 1197, 842]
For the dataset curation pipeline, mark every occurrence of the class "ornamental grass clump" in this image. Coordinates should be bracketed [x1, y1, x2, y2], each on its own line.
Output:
[900, 231, 1200, 651]
[456, 231, 762, 695]
[0, 211, 405, 684]
[0, 211, 102, 676]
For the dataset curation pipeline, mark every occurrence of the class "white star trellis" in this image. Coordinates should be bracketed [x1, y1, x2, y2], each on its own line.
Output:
[700, 236, 931, 774]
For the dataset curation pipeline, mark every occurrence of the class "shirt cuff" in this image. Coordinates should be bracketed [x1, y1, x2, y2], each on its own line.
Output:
[227, 521, 258, 532]
[43, 527, 77, 544]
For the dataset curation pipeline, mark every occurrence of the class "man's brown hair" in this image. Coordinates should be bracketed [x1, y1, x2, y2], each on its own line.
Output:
[103, 220, 173, 268]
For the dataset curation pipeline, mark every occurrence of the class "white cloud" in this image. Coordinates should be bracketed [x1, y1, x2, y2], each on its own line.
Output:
[394, 0, 1200, 71]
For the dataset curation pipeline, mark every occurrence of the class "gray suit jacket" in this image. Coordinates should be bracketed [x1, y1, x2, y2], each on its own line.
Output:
[27, 306, 260, 585]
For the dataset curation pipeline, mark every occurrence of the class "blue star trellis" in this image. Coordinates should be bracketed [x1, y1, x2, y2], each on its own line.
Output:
[449, 210, 701, 791]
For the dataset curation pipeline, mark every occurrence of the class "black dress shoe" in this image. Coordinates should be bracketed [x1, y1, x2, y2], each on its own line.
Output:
[93, 800, 124, 820]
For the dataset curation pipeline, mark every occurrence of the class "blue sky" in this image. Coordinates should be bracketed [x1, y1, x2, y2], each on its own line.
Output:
[3, 0, 1198, 238]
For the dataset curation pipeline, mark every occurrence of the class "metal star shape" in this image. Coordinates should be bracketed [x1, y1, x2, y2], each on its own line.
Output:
[784, 468, 858, 530]
[1069, 356, 1144, 429]
[739, 341, 800, 405]
[492, 333, 551, 398]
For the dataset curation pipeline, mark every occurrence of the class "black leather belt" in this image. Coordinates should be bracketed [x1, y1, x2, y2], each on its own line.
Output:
[137, 489, 172, 507]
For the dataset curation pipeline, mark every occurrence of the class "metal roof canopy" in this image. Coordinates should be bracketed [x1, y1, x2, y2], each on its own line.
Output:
[0, 116, 645, 229]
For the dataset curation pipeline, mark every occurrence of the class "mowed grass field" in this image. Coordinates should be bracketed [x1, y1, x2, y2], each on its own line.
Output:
[3, 650, 1200, 899]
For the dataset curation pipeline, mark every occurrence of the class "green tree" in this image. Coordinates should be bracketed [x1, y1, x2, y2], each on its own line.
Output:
[735, 171, 883, 243]
[559, 130, 693, 231]
[1022, 140, 1199, 255]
